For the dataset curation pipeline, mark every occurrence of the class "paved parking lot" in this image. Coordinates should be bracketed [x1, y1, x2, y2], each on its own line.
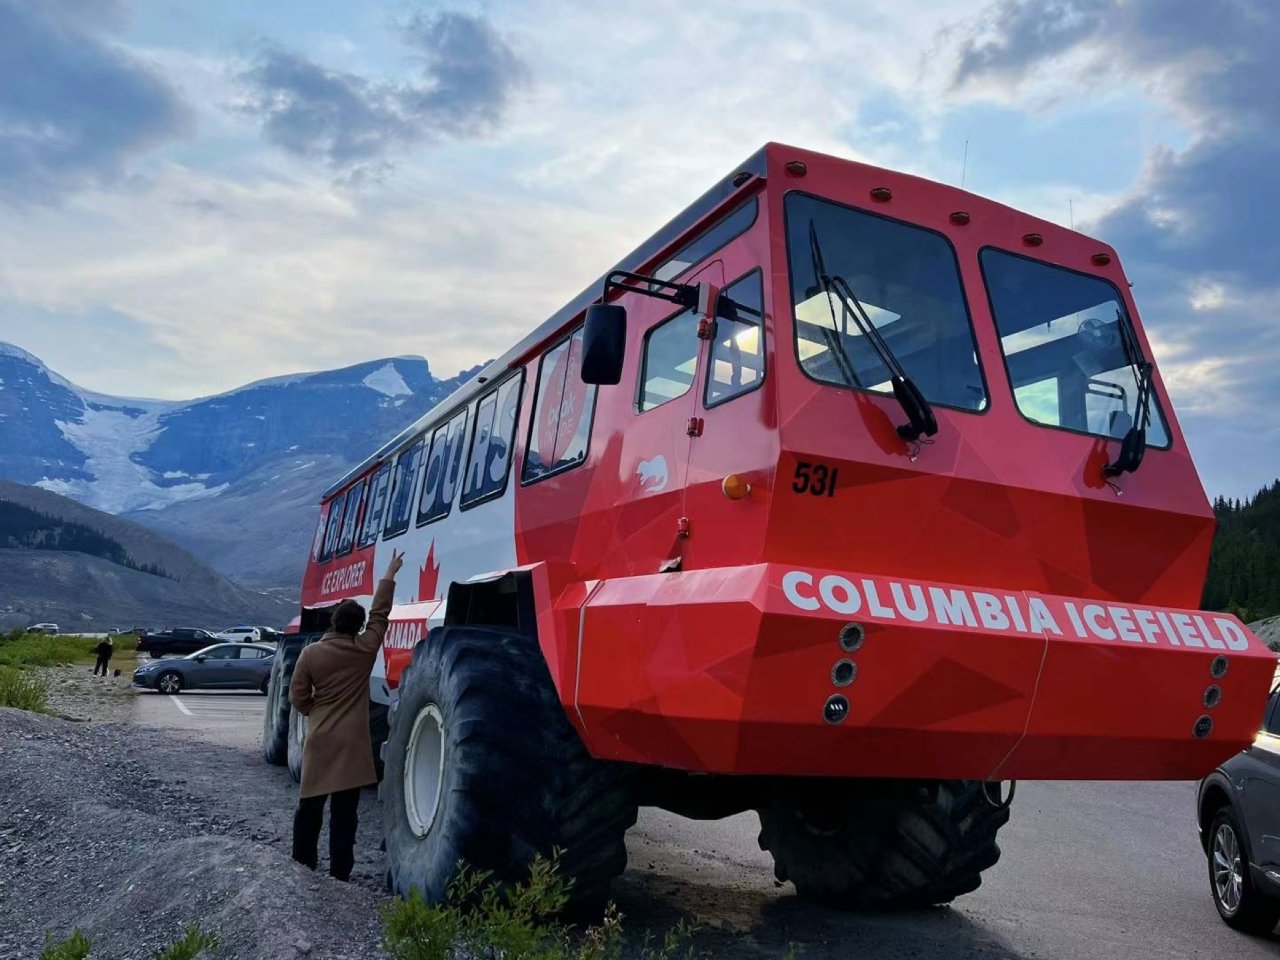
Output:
[123, 666, 1278, 958]
[132, 688, 266, 750]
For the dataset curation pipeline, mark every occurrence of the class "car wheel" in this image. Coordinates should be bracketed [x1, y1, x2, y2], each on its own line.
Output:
[1209, 807, 1280, 934]
[149, 651, 162, 660]
[157, 671, 183, 696]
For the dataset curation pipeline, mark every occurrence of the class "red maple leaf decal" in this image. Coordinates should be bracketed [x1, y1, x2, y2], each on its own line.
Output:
[418, 541, 441, 601]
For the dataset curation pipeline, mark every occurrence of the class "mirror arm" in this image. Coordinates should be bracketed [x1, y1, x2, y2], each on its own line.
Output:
[601, 270, 701, 312]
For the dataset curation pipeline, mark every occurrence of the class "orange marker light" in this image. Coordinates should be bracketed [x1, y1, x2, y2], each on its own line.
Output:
[722, 474, 751, 500]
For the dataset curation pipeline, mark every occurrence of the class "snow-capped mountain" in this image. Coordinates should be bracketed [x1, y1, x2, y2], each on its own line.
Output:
[0, 343, 480, 589]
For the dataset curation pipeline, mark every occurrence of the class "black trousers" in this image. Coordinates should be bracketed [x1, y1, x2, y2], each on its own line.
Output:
[93, 655, 110, 676]
[292, 787, 361, 880]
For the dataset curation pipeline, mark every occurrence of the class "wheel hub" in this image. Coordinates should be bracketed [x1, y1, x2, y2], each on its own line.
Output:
[404, 703, 445, 838]
[1213, 823, 1244, 914]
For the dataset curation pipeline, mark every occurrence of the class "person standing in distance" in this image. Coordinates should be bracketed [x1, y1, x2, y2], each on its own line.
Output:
[289, 549, 403, 880]
[92, 636, 113, 677]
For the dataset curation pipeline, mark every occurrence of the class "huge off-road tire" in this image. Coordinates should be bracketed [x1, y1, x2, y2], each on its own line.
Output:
[758, 779, 1010, 910]
[370, 700, 390, 782]
[261, 638, 304, 766]
[382, 625, 637, 911]
[287, 705, 307, 784]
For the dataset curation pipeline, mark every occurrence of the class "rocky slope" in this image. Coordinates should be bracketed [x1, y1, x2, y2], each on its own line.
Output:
[0, 481, 293, 631]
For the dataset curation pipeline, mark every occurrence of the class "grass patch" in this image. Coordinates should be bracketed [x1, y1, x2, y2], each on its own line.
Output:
[41, 926, 216, 960]
[383, 854, 697, 960]
[0, 664, 49, 712]
[0, 629, 99, 669]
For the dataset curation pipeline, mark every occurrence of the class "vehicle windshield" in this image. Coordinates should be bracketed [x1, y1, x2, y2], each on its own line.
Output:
[786, 193, 987, 411]
[981, 249, 1170, 447]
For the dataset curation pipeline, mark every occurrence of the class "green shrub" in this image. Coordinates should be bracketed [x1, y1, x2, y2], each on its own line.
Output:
[382, 854, 695, 960]
[0, 631, 97, 669]
[39, 926, 216, 960]
[40, 929, 91, 960]
[0, 665, 49, 712]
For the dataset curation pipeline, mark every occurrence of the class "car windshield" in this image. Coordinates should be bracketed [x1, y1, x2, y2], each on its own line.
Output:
[981, 249, 1170, 446]
[786, 193, 987, 411]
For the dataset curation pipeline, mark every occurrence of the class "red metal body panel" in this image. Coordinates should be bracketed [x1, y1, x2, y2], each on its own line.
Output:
[568, 564, 1271, 780]
[300, 143, 1273, 782]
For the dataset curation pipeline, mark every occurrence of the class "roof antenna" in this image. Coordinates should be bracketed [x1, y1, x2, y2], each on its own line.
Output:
[1069, 198, 1075, 230]
[960, 139, 970, 189]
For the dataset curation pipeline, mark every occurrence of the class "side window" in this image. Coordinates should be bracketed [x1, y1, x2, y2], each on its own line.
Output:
[523, 329, 598, 483]
[310, 506, 330, 563]
[318, 496, 344, 563]
[706, 270, 765, 407]
[639, 309, 700, 412]
[1265, 691, 1280, 737]
[418, 408, 469, 525]
[204, 646, 237, 660]
[462, 374, 523, 508]
[238, 647, 265, 659]
[383, 438, 426, 538]
[335, 480, 366, 556]
[359, 465, 392, 547]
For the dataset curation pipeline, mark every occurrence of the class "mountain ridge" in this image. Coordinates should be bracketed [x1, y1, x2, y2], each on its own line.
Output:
[0, 342, 483, 589]
[0, 481, 293, 630]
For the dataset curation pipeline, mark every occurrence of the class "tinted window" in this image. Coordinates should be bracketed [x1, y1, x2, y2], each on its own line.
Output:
[706, 270, 765, 407]
[462, 374, 522, 508]
[982, 249, 1170, 446]
[336, 480, 366, 556]
[523, 330, 598, 482]
[384, 439, 426, 538]
[418, 409, 469, 525]
[640, 309, 699, 411]
[359, 465, 392, 547]
[787, 193, 987, 412]
[202, 646, 236, 660]
[653, 199, 758, 284]
[1265, 691, 1280, 736]
[318, 496, 344, 562]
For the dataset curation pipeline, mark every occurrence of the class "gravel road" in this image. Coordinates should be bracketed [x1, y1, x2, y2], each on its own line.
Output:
[2, 669, 1277, 959]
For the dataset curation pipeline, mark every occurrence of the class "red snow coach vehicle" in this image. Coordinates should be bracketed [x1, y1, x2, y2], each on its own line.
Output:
[263, 143, 1277, 911]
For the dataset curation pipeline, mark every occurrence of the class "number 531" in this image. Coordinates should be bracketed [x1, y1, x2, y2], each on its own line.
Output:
[792, 461, 839, 497]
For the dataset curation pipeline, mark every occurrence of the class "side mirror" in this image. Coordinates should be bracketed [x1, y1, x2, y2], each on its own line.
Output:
[194, 655, 207, 662]
[581, 303, 627, 385]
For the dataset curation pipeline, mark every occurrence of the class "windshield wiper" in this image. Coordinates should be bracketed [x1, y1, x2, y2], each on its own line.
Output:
[1103, 308, 1153, 477]
[807, 221, 937, 442]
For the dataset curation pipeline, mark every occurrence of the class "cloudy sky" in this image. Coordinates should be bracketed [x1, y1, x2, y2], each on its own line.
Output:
[0, 0, 1275, 498]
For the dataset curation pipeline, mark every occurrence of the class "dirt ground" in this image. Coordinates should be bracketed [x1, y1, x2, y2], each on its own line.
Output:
[0, 670, 388, 960]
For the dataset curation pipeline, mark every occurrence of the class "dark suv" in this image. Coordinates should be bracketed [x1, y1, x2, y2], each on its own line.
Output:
[1197, 668, 1280, 935]
[136, 627, 219, 658]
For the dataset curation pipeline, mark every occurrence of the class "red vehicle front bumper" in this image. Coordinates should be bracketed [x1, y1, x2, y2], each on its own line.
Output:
[569, 564, 1275, 780]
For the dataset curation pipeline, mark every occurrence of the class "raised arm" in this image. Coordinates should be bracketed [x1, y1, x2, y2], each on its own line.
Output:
[288, 647, 315, 716]
[356, 550, 403, 655]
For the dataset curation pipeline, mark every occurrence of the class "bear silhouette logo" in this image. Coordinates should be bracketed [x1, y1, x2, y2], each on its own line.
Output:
[636, 456, 669, 493]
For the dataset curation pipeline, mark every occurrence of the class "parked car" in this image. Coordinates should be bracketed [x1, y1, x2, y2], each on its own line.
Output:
[136, 627, 220, 658]
[26, 623, 59, 635]
[1197, 667, 1280, 934]
[214, 625, 279, 644]
[131, 643, 276, 695]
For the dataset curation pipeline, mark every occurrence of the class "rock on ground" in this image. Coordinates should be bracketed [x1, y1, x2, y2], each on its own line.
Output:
[0, 707, 386, 960]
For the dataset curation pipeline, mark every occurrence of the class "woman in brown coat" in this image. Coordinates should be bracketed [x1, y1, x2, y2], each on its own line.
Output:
[289, 549, 403, 880]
